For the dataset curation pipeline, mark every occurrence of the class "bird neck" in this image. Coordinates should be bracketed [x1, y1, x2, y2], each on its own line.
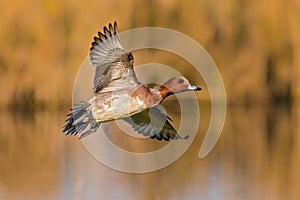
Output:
[159, 85, 174, 99]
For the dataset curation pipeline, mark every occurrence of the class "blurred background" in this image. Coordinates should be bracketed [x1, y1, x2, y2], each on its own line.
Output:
[0, 0, 299, 199]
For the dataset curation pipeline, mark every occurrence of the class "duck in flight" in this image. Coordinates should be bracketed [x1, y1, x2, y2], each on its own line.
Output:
[63, 22, 201, 141]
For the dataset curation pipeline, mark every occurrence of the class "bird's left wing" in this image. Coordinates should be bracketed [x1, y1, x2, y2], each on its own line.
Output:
[90, 21, 139, 93]
[123, 106, 189, 141]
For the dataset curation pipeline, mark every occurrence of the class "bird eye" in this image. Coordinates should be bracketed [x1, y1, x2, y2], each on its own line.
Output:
[177, 78, 184, 84]
[128, 52, 134, 61]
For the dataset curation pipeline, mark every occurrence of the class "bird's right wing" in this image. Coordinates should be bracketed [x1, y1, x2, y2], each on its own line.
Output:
[123, 106, 189, 141]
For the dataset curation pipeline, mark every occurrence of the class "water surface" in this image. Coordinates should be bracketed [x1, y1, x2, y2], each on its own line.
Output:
[0, 103, 299, 199]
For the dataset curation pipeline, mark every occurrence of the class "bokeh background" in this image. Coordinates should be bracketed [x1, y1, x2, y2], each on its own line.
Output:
[0, 0, 299, 199]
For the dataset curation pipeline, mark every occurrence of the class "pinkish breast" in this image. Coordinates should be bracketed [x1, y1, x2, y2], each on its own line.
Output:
[131, 85, 163, 107]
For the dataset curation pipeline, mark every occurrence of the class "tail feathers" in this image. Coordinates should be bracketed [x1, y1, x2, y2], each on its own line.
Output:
[63, 101, 95, 137]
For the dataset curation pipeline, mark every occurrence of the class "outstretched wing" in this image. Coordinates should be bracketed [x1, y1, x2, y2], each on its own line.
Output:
[90, 21, 139, 93]
[123, 106, 189, 141]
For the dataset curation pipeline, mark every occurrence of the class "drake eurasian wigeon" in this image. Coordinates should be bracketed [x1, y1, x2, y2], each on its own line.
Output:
[63, 22, 201, 141]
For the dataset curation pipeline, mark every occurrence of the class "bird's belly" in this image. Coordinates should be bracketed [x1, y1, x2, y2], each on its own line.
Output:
[91, 95, 147, 122]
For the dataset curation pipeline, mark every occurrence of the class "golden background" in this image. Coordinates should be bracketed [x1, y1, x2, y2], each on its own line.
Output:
[0, 0, 299, 199]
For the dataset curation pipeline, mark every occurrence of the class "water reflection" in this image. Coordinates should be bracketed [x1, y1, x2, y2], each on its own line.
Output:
[0, 111, 63, 199]
[0, 103, 299, 199]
